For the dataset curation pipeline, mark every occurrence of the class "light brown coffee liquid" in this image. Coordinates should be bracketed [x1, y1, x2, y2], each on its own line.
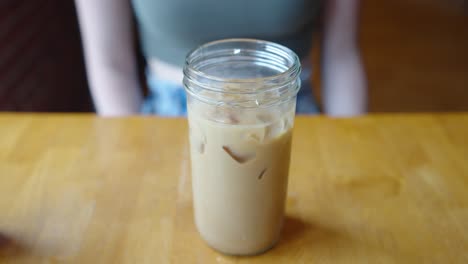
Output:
[188, 107, 293, 255]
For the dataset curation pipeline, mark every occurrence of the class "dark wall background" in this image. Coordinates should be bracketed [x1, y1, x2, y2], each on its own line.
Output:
[0, 0, 93, 112]
[311, 0, 468, 112]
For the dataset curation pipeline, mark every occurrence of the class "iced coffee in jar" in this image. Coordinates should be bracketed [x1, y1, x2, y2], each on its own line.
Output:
[183, 39, 301, 255]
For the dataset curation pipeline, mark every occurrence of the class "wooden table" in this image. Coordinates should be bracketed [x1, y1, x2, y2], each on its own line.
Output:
[0, 114, 467, 263]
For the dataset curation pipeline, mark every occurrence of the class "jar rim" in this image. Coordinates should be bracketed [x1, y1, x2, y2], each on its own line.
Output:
[183, 38, 301, 90]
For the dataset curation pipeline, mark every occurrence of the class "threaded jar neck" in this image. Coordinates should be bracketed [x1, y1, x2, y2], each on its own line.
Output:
[183, 38, 301, 108]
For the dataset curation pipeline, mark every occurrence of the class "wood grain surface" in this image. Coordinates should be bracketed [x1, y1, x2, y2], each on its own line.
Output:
[0, 114, 467, 263]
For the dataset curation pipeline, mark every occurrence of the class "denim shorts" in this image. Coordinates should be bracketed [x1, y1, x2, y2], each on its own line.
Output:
[141, 68, 319, 116]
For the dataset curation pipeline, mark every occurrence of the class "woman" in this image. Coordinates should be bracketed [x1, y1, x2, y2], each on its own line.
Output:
[75, 0, 367, 117]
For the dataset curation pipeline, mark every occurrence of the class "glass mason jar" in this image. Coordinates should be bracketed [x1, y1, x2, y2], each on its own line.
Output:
[183, 39, 301, 255]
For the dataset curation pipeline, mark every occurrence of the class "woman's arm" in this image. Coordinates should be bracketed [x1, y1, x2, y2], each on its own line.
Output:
[321, 0, 367, 116]
[75, 0, 143, 116]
